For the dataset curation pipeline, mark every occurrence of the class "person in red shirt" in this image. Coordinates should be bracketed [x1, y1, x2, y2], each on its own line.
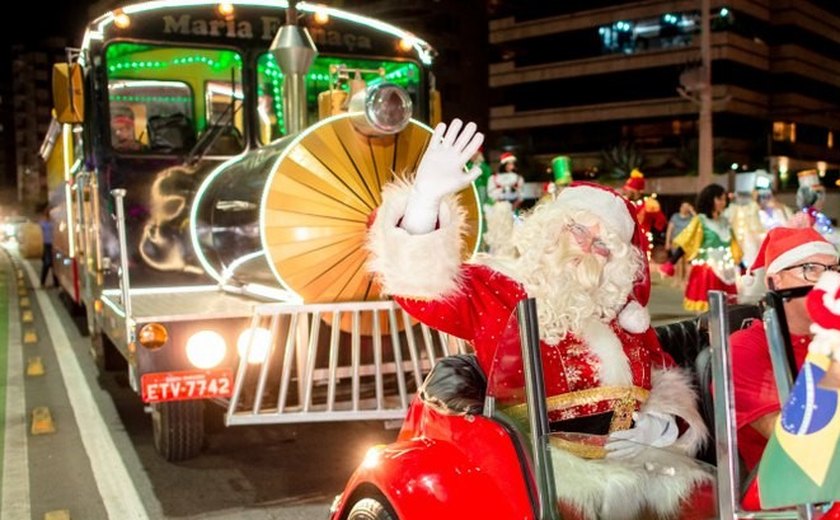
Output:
[731, 227, 840, 472]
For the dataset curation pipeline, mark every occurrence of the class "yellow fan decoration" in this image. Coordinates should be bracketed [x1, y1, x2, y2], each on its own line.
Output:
[261, 114, 480, 332]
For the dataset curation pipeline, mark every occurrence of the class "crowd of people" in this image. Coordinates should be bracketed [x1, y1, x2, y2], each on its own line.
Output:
[366, 119, 840, 518]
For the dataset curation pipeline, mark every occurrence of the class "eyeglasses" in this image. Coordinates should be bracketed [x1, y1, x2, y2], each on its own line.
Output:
[566, 222, 611, 258]
[779, 262, 840, 282]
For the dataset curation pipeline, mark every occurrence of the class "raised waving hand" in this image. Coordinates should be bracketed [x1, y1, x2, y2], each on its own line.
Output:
[400, 119, 484, 235]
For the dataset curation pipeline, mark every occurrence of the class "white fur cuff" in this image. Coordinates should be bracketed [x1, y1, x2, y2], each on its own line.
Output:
[618, 300, 650, 334]
[642, 368, 708, 457]
[366, 179, 467, 299]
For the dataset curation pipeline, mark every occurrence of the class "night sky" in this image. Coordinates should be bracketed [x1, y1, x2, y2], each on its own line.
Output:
[2, 1, 92, 46]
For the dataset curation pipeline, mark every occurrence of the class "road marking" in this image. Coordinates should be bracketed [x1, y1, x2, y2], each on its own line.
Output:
[21, 310, 33, 323]
[44, 510, 71, 520]
[26, 357, 44, 377]
[2, 258, 31, 520]
[23, 330, 37, 344]
[20, 260, 149, 520]
[20, 297, 29, 307]
[30, 407, 55, 435]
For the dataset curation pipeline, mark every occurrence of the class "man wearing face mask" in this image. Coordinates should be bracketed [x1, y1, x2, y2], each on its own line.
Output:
[367, 119, 712, 520]
[731, 227, 840, 474]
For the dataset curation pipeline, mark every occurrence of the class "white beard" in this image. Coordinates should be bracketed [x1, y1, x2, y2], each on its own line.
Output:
[528, 237, 640, 343]
[481, 207, 644, 344]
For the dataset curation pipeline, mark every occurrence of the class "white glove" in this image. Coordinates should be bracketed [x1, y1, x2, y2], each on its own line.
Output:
[604, 411, 678, 460]
[400, 119, 484, 235]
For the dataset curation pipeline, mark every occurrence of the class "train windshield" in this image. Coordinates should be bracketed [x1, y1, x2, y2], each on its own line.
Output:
[255, 54, 422, 145]
[105, 42, 245, 156]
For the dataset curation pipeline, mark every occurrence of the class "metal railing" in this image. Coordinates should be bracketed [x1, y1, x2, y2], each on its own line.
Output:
[225, 299, 468, 426]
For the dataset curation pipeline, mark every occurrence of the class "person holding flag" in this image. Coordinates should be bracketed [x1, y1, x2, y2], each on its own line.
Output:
[742, 270, 840, 515]
[730, 227, 839, 474]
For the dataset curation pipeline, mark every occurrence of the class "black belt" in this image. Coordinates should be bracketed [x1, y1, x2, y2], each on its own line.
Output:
[549, 411, 615, 436]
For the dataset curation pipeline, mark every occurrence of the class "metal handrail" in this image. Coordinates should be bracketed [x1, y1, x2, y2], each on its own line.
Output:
[111, 189, 134, 343]
[517, 298, 559, 520]
[709, 290, 741, 519]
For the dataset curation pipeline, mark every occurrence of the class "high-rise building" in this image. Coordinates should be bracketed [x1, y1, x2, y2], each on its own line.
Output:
[11, 37, 68, 208]
[488, 1, 840, 195]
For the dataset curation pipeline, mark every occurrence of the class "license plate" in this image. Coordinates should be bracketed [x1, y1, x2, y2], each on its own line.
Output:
[141, 369, 233, 403]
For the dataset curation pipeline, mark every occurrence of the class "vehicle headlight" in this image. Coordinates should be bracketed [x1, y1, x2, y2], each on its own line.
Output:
[361, 445, 386, 469]
[349, 83, 413, 136]
[237, 327, 272, 364]
[185, 330, 226, 369]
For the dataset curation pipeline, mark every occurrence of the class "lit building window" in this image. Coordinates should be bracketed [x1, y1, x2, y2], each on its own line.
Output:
[828, 131, 834, 149]
[773, 121, 796, 143]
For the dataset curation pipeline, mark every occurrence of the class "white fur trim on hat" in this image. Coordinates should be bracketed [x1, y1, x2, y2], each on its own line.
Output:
[555, 185, 634, 243]
[618, 300, 650, 334]
[766, 242, 839, 274]
[366, 179, 466, 299]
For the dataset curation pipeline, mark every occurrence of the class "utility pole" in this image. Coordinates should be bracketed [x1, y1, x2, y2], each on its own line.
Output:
[698, 0, 713, 189]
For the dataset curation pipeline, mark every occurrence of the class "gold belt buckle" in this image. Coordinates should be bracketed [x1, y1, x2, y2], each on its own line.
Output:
[609, 393, 637, 433]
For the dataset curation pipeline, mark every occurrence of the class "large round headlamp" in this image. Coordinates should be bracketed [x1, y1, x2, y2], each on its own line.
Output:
[185, 330, 227, 369]
[237, 327, 272, 364]
[350, 83, 413, 136]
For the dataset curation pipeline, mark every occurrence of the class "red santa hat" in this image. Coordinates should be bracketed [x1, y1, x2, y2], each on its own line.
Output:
[555, 182, 651, 333]
[807, 271, 840, 331]
[744, 227, 839, 284]
[623, 169, 646, 192]
[499, 152, 517, 165]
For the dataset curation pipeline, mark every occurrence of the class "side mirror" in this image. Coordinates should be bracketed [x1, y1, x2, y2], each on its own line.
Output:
[52, 63, 85, 124]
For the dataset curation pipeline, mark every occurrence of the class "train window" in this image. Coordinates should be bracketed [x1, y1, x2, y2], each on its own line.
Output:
[105, 43, 244, 155]
[256, 53, 421, 145]
[204, 81, 245, 155]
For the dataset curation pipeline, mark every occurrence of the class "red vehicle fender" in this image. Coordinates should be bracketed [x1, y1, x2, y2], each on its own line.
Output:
[332, 417, 535, 520]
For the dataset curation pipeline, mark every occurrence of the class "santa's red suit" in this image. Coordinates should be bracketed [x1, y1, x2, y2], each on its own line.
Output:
[368, 179, 713, 520]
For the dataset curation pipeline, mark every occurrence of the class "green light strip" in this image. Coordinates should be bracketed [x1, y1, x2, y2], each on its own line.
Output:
[109, 95, 192, 103]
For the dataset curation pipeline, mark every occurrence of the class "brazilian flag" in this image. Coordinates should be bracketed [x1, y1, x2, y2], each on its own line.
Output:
[757, 352, 840, 508]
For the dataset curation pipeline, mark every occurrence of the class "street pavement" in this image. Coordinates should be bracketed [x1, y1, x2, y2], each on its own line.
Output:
[0, 247, 696, 519]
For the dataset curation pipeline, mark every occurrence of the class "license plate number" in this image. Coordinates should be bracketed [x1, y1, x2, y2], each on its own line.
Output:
[141, 369, 233, 403]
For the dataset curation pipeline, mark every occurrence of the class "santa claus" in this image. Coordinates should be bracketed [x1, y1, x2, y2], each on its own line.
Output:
[367, 119, 712, 519]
